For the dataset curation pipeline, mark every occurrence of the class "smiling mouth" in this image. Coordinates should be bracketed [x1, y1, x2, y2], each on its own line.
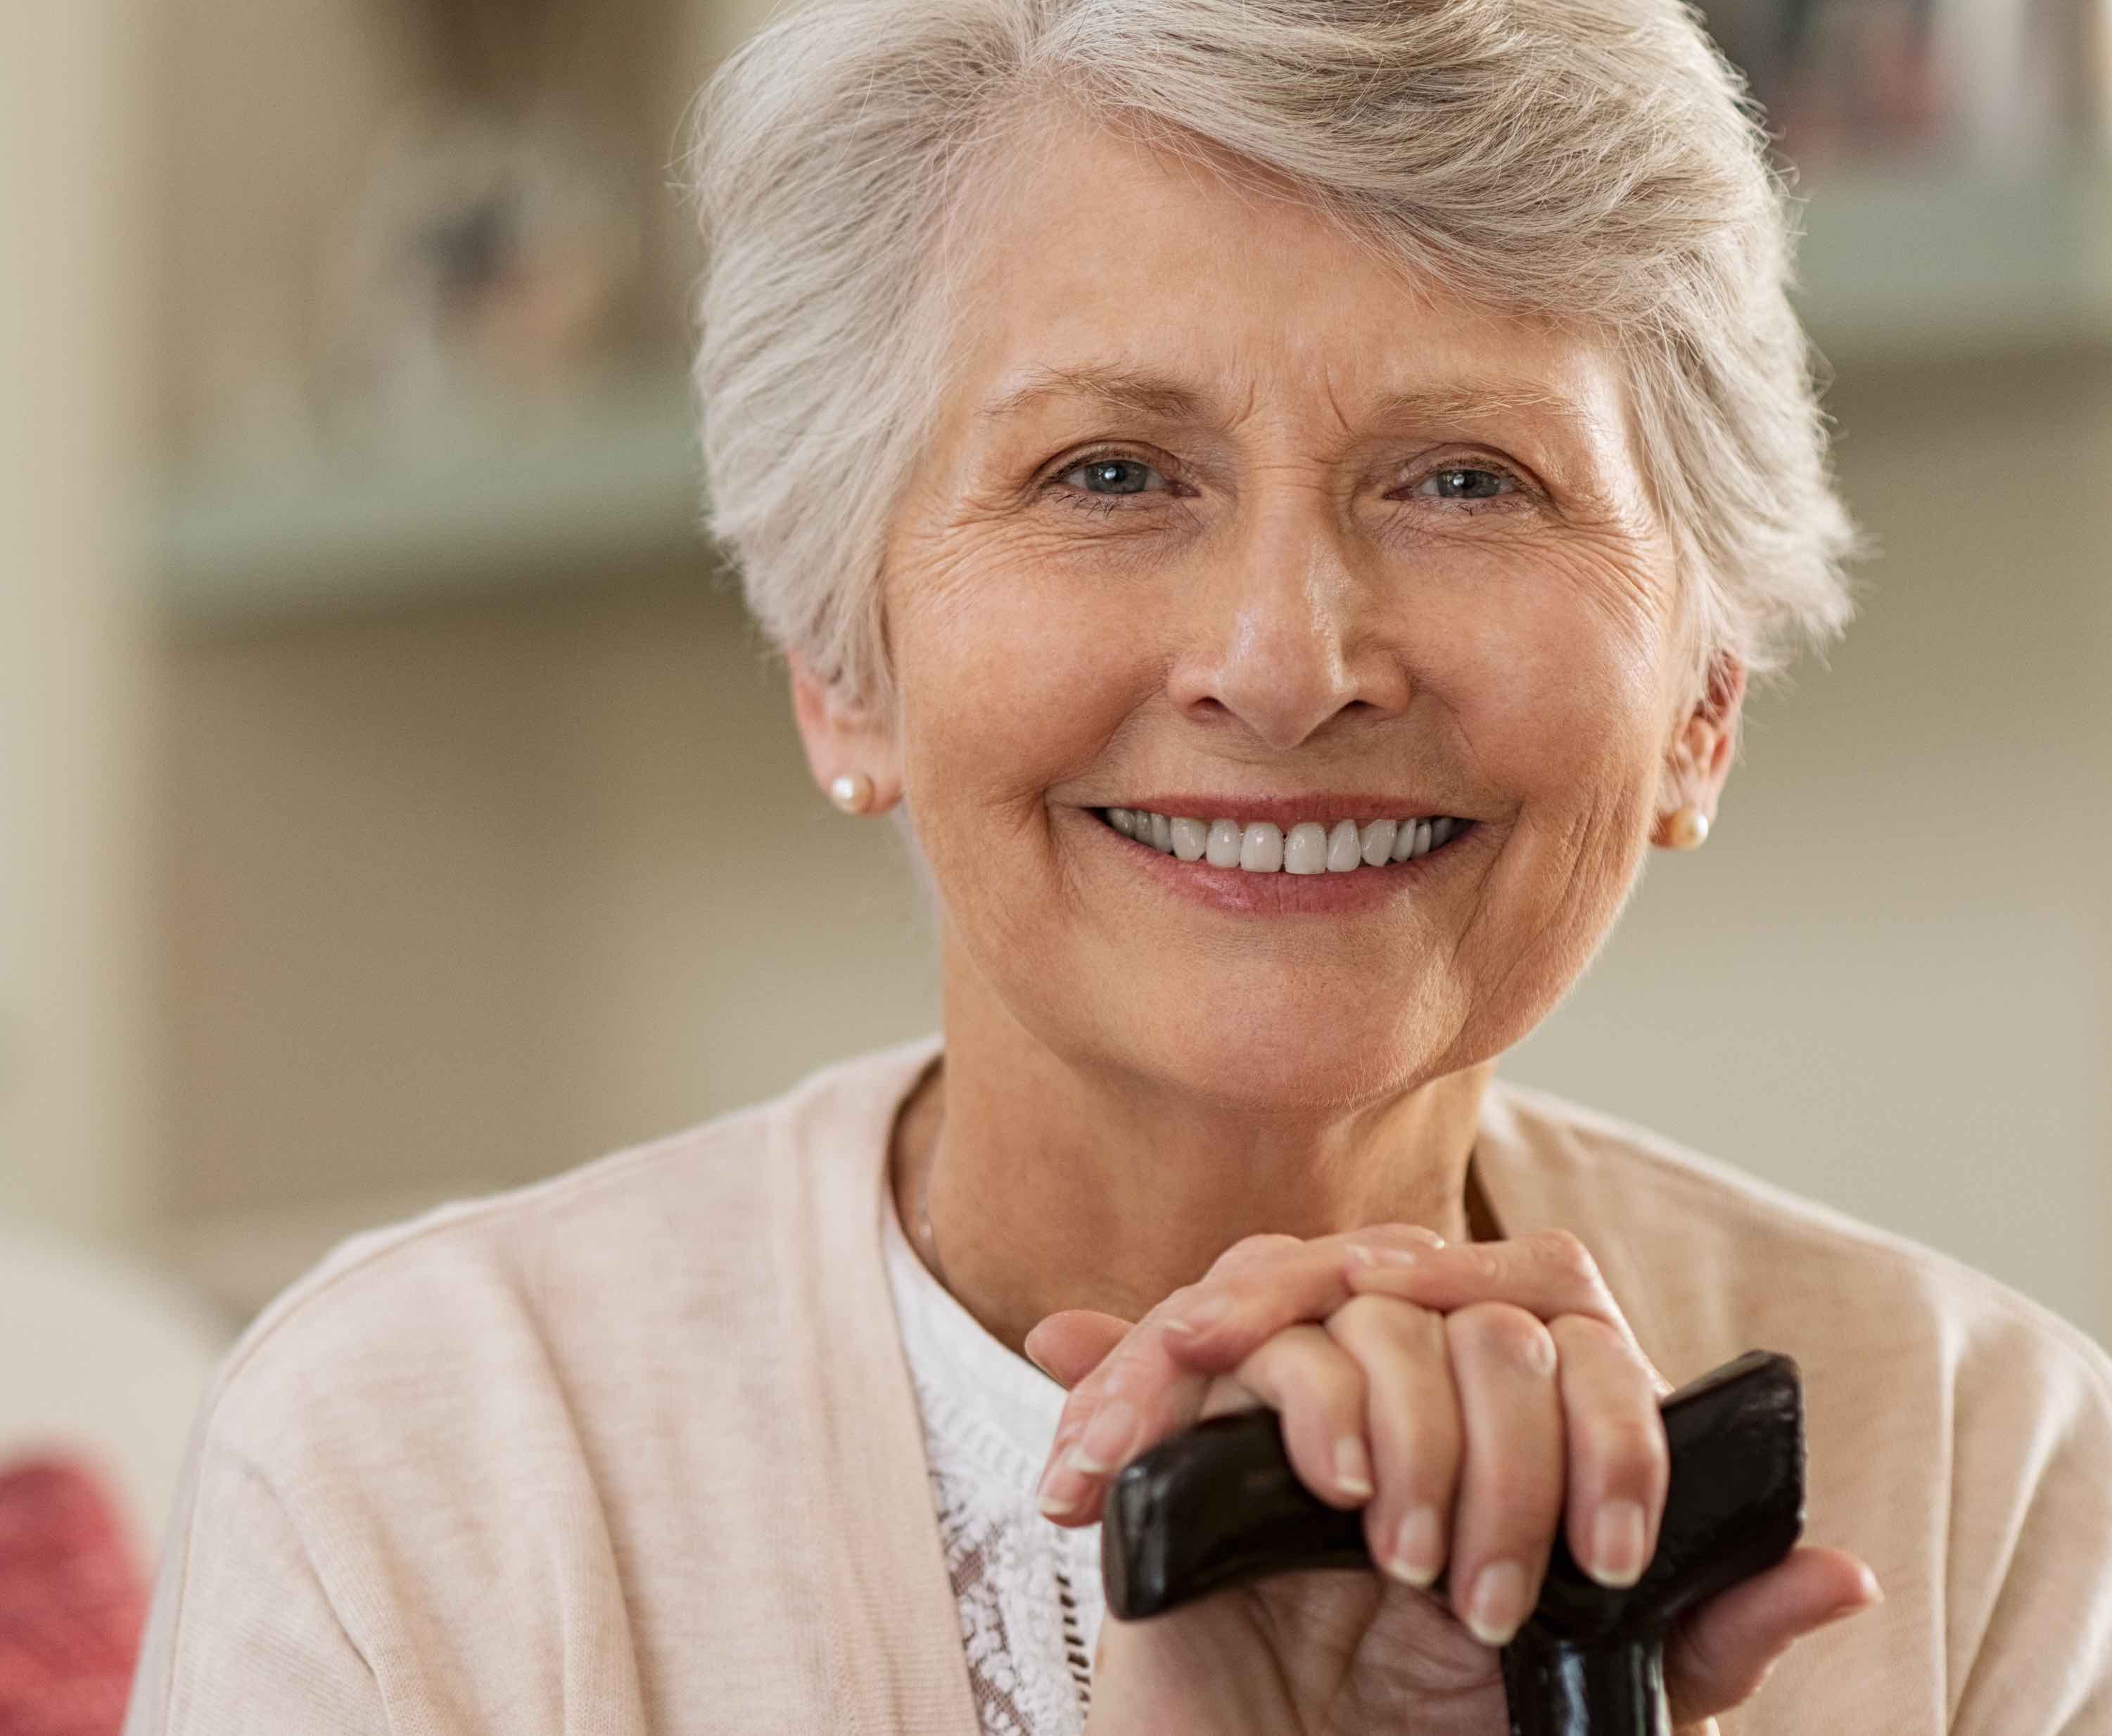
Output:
[1100, 807, 1473, 874]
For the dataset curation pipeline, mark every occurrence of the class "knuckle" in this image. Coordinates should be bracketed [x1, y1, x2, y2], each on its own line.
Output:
[1250, 1325, 1363, 1415]
[1092, 1324, 1171, 1396]
[1387, 1411, 1461, 1500]
[1326, 1297, 1443, 1405]
[1470, 1466, 1551, 1533]
[1451, 1302, 1558, 1378]
[1313, 1354, 1368, 1424]
[1591, 1416, 1670, 1487]
[1665, 1607, 1754, 1710]
[1214, 1232, 1302, 1273]
[1150, 1282, 1214, 1321]
[1330, 1292, 1409, 1340]
[1197, 1372, 1262, 1420]
[1455, 1242, 1502, 1284]
[1535, 1228, 1601, 1288]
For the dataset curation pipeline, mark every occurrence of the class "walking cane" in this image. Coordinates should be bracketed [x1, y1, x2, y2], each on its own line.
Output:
[1100, 1348, 1805, 1736]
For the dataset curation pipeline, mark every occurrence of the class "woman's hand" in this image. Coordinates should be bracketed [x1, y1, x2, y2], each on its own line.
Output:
[1024, 1227, 1882, 1736]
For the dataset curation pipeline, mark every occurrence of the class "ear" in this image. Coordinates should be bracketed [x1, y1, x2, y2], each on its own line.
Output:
[1652, 651, 1746, 848]
[788, 649, 904, 812]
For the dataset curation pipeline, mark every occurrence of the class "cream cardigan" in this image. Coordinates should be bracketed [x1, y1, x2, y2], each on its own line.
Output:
[122, 1033, 2112, 1733]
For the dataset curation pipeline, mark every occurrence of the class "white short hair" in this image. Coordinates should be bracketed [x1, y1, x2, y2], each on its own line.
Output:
[682, 0, 1868, 721]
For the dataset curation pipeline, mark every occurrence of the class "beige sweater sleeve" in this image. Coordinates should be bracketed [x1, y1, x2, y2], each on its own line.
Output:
[124, 1421, 386, 1735]
[1944, 1310, 2112, 1732]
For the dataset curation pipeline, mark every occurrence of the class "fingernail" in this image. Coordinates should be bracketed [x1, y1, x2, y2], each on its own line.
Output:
[1334, 1436, 1374, 1498]
[1823, 1566, 1884, 1621]
[1590, 1499, 1646, 1588]
[1386, 1505, 1444, 1588]
[1037, 1462, 1088, 1517]
[1361, 1244, 1427, 1268]
[1162, 1294, 1230, 1338]
[1064, 1398, 1138, 1475]
[1464, 1561, 1529, 1647]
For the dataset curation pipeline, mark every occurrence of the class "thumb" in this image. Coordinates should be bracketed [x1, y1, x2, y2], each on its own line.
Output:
[1023, 1309, 1134, 1389]
[1665, 1545, 1883, 1727]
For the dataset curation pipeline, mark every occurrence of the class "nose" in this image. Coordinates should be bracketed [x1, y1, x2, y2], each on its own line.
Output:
[1165, 506, 1411, 751]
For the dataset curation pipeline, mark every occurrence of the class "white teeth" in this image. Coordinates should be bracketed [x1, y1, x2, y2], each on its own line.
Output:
[1107, 808, 1468, 874]
[1325, 819, 1362, 872]
[1239, 822, 1285, 873]
[1283, 822, 1329, 875]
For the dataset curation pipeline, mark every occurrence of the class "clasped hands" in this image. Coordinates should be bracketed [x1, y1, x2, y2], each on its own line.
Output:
[1022, 1223, 1882, 1728]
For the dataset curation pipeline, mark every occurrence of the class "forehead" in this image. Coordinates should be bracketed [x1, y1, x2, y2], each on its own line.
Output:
[942, 111, 1633, 458]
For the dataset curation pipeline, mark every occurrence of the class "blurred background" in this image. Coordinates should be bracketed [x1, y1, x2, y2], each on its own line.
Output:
[3, 0, 2109, 1706]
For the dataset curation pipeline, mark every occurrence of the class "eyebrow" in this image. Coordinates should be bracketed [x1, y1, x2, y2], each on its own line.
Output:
[972, 362, 1603, 445]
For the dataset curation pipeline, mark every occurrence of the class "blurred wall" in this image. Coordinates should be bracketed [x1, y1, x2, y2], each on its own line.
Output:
[1, 0, 158, 1242]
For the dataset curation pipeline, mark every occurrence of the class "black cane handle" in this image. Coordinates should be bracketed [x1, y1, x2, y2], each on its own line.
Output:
[1099, 1348, 1805, 1736]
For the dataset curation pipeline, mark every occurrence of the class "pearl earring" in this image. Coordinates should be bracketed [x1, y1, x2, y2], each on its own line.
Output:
[829, 771, 875, 815]
[1666, 805, 1710, 850]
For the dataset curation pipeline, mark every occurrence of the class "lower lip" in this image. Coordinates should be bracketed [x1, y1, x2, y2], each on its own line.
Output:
[1084, 811, 1479, 916]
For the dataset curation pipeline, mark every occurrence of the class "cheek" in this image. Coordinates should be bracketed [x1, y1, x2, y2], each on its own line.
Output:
[890, 537, 1143, 806]
[1444, 555, 1668, 798]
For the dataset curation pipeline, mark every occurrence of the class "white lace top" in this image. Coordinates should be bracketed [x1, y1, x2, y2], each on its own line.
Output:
[880, 1177, 1107, 1736]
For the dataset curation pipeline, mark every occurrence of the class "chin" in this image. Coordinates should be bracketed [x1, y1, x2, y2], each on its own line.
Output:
[1114, 998, 1463, 1114]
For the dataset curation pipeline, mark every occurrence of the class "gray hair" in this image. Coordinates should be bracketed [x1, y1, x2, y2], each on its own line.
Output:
[681, 0, 1868, 725]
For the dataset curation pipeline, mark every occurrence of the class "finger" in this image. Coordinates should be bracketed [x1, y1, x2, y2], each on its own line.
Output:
[1039, 1315, 1373, 1532]
[1035, 1292, 1223, 1523]
[1040, 1225, 1441, 1512]
[1546, 1315, 1670, 1590]
[1206, 1231, 1309, 1277]
[1215, 1322, 1377, 1512]
[1323, 1293, 1462, 1588]
[1152, 1223, 1450, 1367]
[1662, 1546, 1883, 1726]
[1444, 1301, 1565, 1649]
[1342, 1230, 1664, 1386]
[1024, 1310, 1133, 1389]
[1195, 1370, 1268, 1421]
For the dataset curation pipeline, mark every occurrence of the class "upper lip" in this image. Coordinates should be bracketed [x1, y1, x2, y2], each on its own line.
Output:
[1099, 796, 1465, 827]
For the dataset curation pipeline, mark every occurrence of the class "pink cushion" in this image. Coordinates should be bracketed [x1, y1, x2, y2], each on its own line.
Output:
[0, 1452, 149, 1736]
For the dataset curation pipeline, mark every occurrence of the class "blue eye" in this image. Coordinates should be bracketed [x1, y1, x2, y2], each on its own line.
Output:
[1414, 466, 1517, 502]
[1053, 454, 1168, 513]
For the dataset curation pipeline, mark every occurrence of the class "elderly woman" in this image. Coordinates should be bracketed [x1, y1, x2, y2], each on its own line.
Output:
[125, 1, 2112, 1732]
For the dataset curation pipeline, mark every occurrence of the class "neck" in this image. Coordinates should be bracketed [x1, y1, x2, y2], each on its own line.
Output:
[890, 990, 1499, 1363]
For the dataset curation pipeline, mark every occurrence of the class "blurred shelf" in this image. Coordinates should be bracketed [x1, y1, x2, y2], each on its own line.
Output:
[1794, 164, 2112, 364]
[152, 169, 2112, 626]
[155, 372, 711, 627]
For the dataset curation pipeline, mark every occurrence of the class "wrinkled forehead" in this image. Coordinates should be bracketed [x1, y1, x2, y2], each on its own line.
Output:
[928, 106, 1648, 485]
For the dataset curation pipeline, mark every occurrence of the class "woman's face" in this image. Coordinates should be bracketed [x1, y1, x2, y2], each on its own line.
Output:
[805, 115, 1740, 1111]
